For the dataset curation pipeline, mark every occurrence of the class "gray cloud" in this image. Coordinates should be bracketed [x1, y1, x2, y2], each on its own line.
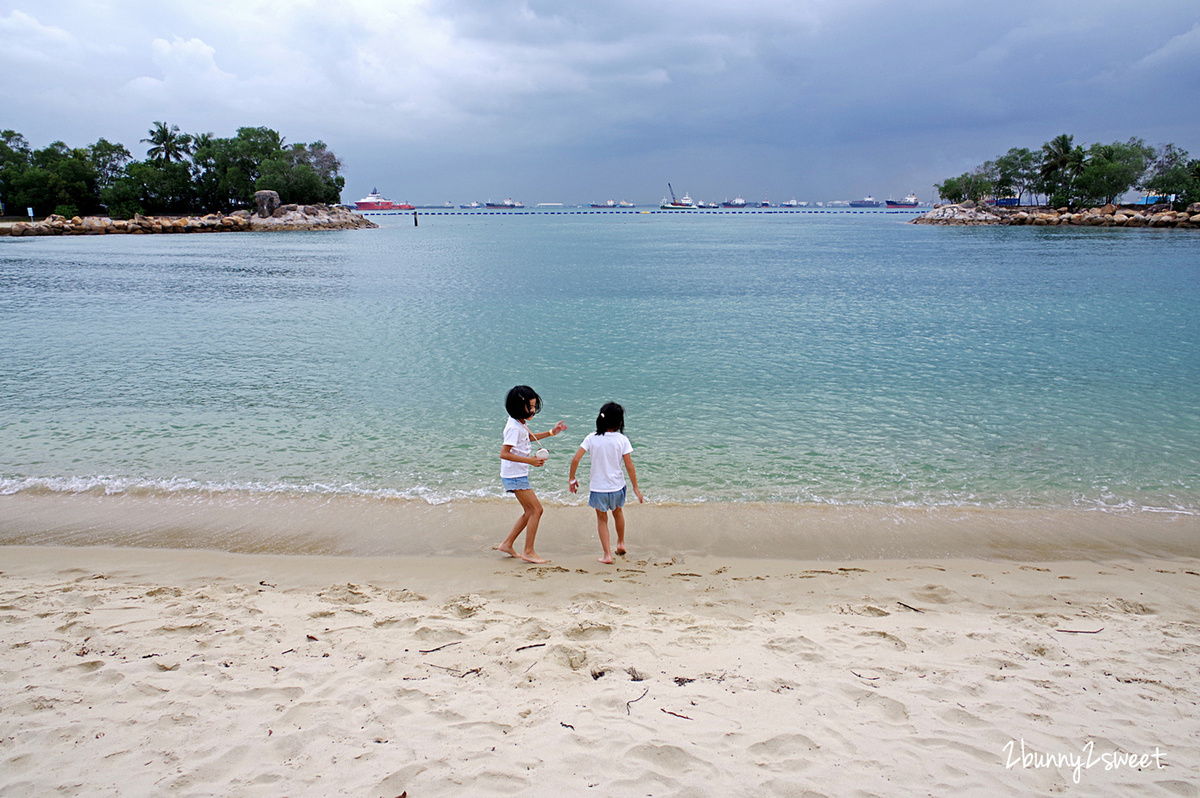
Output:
[3, 1, 1198, 206]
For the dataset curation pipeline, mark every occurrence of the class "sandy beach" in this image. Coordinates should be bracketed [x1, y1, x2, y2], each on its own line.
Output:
[2, 543, 1197, 796]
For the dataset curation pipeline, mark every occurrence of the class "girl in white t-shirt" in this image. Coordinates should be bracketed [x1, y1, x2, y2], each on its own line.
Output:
[495, 385, 567, 564]
[568, 402, 644, 564]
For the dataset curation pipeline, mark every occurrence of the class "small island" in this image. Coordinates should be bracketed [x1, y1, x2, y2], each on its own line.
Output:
[920, 133, 1200, 228]
[1, 123, 373, 234]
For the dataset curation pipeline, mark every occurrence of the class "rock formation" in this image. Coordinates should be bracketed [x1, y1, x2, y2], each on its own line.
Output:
[914, 201, 1200, 228]
[254, 190, 281, 218]
[1, 205, 377, 236]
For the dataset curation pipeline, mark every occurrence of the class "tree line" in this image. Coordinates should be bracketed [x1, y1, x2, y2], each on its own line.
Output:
[937, 134, 1199, 210]
[0, 122, 345, 219]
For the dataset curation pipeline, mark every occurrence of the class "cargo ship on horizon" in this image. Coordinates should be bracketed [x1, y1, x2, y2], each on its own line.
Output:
[885, 193, 920, 208]
[353, 189, 414, 211]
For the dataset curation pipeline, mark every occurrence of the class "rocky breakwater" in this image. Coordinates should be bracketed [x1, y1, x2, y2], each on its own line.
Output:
[1, 191, 376, 237]
[1, 212, 252, 236]
[913, 200, 1200, 228]
[246, 203, 377, 231]
[246, 189, 375, 232]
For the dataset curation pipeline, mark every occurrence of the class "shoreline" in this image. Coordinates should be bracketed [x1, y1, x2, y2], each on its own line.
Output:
[2, 491, 1198, 561]
[1, 544, 1196, 794]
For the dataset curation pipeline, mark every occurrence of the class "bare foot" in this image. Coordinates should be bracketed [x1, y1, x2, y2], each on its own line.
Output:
[615, 547, 626, 556]
[598, 554, 613, 564]
[520, 552, 549, 564]
[494, 544, 517, 558]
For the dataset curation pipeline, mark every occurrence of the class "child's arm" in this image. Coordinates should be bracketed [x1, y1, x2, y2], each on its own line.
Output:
[567, 447, 585, 492]
[531, 421, 568, 441]
[501, 443, 546, 467]
[623, 453, 644, 503]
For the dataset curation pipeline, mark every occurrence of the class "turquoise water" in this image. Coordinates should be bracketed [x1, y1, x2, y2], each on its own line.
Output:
[2, 212, 1199, 513]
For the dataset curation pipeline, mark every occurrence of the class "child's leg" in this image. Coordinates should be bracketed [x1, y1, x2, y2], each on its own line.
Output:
[595, 509, 612, 564]
[612, 506, 626, 555]
[514, 490, 547, 563]
[497, 490, 547, 563]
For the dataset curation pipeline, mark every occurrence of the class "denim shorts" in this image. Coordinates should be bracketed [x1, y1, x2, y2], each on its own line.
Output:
[502, 476, 532, 492]
[589, 486, 626, 511]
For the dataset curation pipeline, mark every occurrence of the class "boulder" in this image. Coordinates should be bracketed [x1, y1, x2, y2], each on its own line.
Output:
[254, 190, 281, 218]
[1187, 202, 1200, 215]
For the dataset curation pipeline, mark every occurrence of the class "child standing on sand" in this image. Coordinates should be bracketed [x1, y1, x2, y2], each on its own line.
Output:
[568, 402, 644, 564]
[496, 385, 567, 564]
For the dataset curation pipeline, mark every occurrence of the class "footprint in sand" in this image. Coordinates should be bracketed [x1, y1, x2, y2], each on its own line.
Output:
[859, 630, 907, 650]
[317, 584, 371, 605]
[443, 594, 486, 618]
[747, 733, 821, 767]
[565, 620, 612, 640]
[834, 604, 891, 617]
[911, 584, 956, 604]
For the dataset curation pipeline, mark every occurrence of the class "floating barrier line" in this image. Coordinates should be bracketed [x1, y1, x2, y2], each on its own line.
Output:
[360, 209, 927, 218]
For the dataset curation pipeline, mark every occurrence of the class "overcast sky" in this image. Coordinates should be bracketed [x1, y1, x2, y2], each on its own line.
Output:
[3, 1, 1199, 206]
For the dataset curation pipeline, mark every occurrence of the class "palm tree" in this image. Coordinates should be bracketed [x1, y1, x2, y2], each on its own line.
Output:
[141, 121, 192, 164]
[1040, 134, 1085, 205]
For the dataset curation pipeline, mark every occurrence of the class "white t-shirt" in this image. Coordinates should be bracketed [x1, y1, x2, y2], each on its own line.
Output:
[500, 416, 532, 478]
[580, 431, 632, 493]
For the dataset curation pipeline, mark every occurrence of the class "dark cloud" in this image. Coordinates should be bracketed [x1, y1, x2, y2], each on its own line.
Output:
[2, 1, 1197, 206]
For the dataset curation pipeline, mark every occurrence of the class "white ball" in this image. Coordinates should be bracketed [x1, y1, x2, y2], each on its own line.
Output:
[536, 448, 549, 459]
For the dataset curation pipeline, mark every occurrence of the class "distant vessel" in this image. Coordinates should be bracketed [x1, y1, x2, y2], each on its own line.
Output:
[885, 193, 919, 208]
[485, 198, 524, 209]
[619, 200, 636, 208]
[354, 188, 414, 211]
[722, 196, 748, 208]
[590, 199, 618, 208]
[460, 201, 482, 209]
[760, 198, 771, 208]
[849, 196, 881, 208]
[661, 183, 697, 210]
[781, 198, 800, 207]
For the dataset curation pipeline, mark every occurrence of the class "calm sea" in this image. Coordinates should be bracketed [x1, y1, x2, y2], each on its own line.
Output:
[2, 210, 1198, 556]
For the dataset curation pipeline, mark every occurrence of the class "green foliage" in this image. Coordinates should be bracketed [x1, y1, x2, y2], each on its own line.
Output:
[1074, 139, 1155, 206]
[0, 123, 347, 217]
[1141, 144, 1200, 210]
[99, 178, 144, 219]
[125, 161, 195, 215]
[87, 138, 133, 189]
[936, 168, 993, 203]
[255, 141, 346, 205]
[1039, 134, 1086, 207]
[940, 134, 1193, 209]
[993, 147, 1038, 205]
[141, 122, 192, 165]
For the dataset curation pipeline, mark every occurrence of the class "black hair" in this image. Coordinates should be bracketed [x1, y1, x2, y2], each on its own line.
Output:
[505, 385, 541, 420]
[595, 401, 625, 434]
